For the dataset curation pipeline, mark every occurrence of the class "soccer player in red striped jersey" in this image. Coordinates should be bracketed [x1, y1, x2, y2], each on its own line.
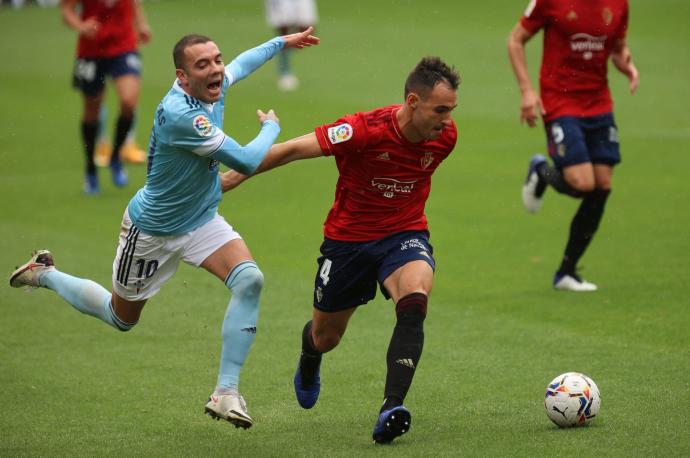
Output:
[508, 0, 639, 291]
[222, 57, 460, 444]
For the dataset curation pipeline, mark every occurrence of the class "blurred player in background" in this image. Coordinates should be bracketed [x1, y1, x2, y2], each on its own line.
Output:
[508, 0, 639, 291]
[222, 57, 460, 444]
[60, 0, 152, 194]
[265, 0, 318, 91]
[11, 28, 319, 428]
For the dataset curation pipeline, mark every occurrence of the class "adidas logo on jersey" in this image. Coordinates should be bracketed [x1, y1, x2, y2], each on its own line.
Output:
[376, 152, 390, 161]
[396, 358, 416, 369]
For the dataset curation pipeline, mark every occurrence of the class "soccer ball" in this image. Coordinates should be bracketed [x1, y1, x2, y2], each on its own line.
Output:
[544, 372, 600, 427]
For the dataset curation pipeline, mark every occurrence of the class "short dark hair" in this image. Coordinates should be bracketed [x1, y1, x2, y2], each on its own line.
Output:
[173, 34, 214, 70]
[404, 56, 460, 98]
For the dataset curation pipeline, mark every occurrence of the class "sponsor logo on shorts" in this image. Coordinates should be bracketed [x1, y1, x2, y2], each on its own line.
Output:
[327, 123, 353, 144]
[241, 326, 257, 334]
[371, 177, 416, 199]
[315, 286, 323, 303]
[400, 238, 427, 251]
[193, 114, 214, 137]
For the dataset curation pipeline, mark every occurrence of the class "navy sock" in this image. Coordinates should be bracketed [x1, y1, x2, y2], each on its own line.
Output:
[81, 120, 98, 174]
[537, 162, 583, 198]
[298, 320, 322, 385]
[558, 189, 611, 275]
[381, 293, 427, 413]
[111, 115, 134, 166]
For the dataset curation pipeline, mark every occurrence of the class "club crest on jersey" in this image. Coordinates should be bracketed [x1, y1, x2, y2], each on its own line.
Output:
[327, 123, 353, 144]
[193, 114, 214, 137]
[421, 152, 434, 169]
[602, 7, 613, 26]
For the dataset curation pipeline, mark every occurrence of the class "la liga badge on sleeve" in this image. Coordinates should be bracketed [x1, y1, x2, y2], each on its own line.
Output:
[327, 123, 353, 144]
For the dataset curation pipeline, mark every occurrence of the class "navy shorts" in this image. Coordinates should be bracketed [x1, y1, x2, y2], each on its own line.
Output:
[312, 231, 435, 312]
[544, 113, 621, 169]
[72, 52, 141, 96]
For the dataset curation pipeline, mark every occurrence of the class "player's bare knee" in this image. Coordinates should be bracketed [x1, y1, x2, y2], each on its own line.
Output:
[569, 178, 595, 193]
[313, 333, 341, 353]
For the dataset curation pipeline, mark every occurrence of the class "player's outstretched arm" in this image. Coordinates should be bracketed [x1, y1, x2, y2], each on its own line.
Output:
[507, 22, 544, 127]
[611, 38, 639, 94]
[226, 27, 319, 85]
[282, 26, 320, 49]
[220, 132, 324, 193]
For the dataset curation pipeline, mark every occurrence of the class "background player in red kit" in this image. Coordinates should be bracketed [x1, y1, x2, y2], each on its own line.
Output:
[508, 0, 639, 291]
[221, 57, 460, 444]
[61, 0, 152, 194]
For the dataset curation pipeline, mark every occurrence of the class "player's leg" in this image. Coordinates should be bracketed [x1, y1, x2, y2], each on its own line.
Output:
[9, 223, 149, 332]
[275, 26, 299, 91]
[73, 57, 106, 194]
[188, 217, 260, 428]
[294, 307, 356, 409]
[294, 238, 378, 409]
[370, 232, 435, 444]
[109, 53, 142, 186]
[94, 105, 112, 167]
[522, 117, 590, 212]
[555, 114, 619, 291]
[370, 260, 431, 444]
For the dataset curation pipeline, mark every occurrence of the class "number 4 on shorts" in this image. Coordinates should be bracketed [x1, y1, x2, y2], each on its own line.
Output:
[319, 259, 332, 285]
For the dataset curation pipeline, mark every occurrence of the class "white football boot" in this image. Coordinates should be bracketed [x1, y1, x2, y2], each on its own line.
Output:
[553, 273, 598, 292]
[522, 154, 548, 214]
[10, 250, 55, 288]
[205, 391, 253, 429]
[277, 74, 299, 91]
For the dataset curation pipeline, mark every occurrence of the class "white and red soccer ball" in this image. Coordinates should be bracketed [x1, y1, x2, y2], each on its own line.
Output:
[544, 372, 601, 427]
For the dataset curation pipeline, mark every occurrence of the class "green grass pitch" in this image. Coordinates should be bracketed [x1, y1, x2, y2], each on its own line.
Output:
[1, 0, 689, 456]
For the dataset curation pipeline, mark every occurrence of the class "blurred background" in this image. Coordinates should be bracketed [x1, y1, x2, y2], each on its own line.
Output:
[1, 1, 688, 456]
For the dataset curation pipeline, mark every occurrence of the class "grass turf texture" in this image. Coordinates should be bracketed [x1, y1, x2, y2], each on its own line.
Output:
[1, 0, 689, 456]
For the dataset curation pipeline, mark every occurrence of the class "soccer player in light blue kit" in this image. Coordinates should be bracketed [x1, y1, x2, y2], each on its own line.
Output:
[10, 28, 319, 429]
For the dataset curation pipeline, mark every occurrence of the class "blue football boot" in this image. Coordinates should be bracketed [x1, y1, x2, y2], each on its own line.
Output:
[293, 356, 321, 409]
[372, 405, 411, 444]
[110, 161, 128, 188]
[84, 171, 99, 195]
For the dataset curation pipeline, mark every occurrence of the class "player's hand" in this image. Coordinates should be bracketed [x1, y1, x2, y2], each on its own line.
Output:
[282, 26, 320, 49]
[138, 22, 152, 44]
[79, 17, 101, 38]
[220, 170, 249, 192]
[628, 63, 639, 94]
[520, 89, 545, 128]
[257, 109, 279, 125]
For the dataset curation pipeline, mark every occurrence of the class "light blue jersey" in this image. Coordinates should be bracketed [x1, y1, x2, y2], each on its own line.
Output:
[127, 37, 284, 236]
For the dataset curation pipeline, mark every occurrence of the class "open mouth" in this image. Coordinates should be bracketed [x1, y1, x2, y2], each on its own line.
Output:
[207, 81, 222, 92]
